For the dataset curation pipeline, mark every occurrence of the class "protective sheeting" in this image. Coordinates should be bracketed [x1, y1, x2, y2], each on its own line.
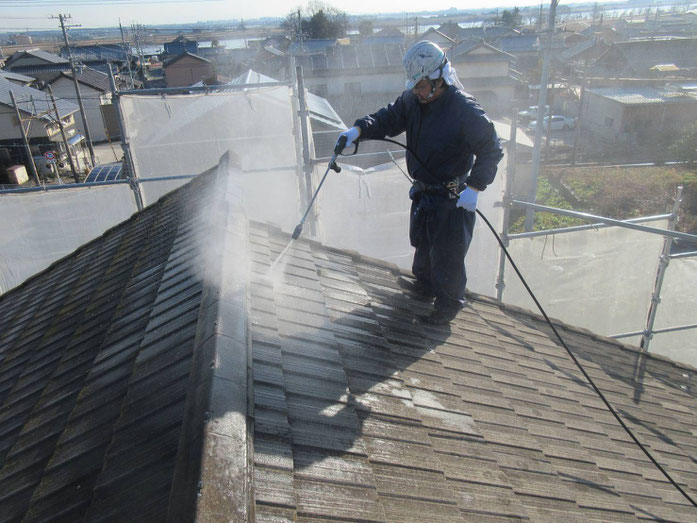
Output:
[502, 224, 668, 348]
[651, 256, 697, 368]
[0, 185, 138, 294]
[314, 155, 505, 296]
[120, 87, 300, 215]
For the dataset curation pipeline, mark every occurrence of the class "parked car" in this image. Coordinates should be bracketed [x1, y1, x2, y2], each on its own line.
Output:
[518, 105, 550, 122]
[528, 115, 576, 132]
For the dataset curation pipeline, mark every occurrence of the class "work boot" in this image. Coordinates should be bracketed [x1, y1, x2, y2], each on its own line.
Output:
[398, 276, 435, 300]
[422, 303, 464, 325]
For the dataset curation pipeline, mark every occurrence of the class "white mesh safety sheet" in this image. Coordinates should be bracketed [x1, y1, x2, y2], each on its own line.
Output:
[0, 185, 138, 294]
[314, 156, 505, 297]
[120, 87, 300, 218]
[651, 256, 697, 368]
[502, 223, 668, 347]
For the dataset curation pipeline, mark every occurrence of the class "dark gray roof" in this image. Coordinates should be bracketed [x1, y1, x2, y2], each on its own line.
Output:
[58, 67, 110, 92]
[599, 37, 697, 76]
[163, 51, 212, 67]
[6, 49, 68, 66]
[0, 70, 34, 83]
[0, 156, 696, 520]
[499, 34, 540, 53]
[0, 77, 79, 121]
[295, 43, 406, 72]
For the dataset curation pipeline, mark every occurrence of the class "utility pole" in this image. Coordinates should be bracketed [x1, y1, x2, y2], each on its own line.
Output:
[131, 22, 147, 85]
[525, 0, 559, 232]
[47, 85, 79, 182]
[570, 54, 590, 165]
[54, 13, 96, 171]
[9, 90, 40, 186]
[119, 19, 134, 89]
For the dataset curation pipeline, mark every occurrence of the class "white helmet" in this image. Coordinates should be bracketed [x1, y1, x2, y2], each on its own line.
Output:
[403, 40, 447, 90]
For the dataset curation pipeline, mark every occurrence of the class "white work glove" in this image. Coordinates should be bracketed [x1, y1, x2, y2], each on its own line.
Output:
[336, 126, 361, 152]
[456, 186, 479, 212]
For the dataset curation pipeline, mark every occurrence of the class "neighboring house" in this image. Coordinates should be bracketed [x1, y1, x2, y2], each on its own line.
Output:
[581, 85, 697, 145]
[592, 38, 697, 78]
[0, 70, 34, 87]
[164, 35, 199, 56]
[558, 37, 610, 68]
[420, 28, 457, 50]
[450, 40, 519, 115]
[163, 52, 215, 87]
[496, 33, 540, 71]
[0, 77, 86, 177]
[294, 42, 406, 99]
[3, 49, 70, 83]
[43, 67, 112, 142]
[0, 156, 696, 520]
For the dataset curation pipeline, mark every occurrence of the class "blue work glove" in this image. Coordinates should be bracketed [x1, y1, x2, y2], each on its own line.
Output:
[336, 126, 361, 152]
[456, 186, 479, 212]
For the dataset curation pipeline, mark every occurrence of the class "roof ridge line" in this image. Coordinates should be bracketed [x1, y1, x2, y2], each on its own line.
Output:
[167, 154, 253, 521]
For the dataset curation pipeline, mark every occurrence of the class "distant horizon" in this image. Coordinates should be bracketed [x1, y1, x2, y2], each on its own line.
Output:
[0, 0, 676, 32]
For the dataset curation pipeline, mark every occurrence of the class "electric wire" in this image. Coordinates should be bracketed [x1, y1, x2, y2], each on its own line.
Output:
[363, 137, 697, 508]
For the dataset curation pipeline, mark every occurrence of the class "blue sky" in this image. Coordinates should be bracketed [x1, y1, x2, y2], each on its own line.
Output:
[2, 0, 564, 30]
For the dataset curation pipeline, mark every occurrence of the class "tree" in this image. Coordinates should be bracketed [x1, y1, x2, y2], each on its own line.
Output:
[499, 7, 522, 28]
[670, 122, 697, 165]
[282, 2, 348, 39]
[358, 19, 374, 37]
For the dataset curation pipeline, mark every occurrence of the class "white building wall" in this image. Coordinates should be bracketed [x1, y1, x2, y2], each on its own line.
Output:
[457, 61, 510, 78]
[0, 108, 69, 140]
[306, 71, 404, 97]
[49, 77, 109, 142]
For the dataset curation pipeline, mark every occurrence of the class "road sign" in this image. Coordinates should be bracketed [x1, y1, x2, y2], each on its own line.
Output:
[44, 151, 56, 160]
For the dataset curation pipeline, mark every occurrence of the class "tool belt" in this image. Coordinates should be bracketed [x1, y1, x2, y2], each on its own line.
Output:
[412, 178, 464, 199]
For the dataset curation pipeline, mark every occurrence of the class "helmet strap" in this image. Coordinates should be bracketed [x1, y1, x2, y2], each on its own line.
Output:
[424, 60, 447, 100]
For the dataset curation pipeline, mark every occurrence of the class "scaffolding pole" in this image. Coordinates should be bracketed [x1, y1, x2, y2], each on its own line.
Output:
[108, 64, 143, 211]
[640, 186, 683, 351]
[296, 64, 317, 237]
[496, 108, 518, 301]
[512, 200, 697, 243]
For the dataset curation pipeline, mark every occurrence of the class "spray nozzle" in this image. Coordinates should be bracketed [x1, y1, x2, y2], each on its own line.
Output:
[291, 223, 303, 240]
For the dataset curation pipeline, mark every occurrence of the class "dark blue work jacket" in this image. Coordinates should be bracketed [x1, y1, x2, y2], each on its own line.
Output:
[353, 86, 503, 191]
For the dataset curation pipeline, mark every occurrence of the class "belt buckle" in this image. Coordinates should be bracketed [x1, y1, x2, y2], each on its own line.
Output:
[446, 181, 458, 199]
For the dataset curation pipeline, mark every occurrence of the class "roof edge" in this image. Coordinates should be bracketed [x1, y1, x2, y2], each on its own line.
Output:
[468, 288, 697, 374]
[167, 154, 254, 520]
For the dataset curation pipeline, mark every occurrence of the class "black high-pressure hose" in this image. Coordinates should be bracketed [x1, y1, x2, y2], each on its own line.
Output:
[362, 137, 697, 508]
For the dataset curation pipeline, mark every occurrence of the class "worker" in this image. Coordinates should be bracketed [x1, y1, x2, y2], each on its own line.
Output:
[335, 40, 503, 324]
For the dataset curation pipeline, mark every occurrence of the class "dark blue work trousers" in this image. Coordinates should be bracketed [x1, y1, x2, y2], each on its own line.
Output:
[410, 192, 476, 311]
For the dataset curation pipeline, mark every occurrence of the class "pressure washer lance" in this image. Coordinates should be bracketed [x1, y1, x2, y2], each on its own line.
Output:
[291, 134, 346, 240]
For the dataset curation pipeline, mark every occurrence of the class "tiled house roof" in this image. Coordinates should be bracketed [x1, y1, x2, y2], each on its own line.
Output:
[1, 156, 696, 520]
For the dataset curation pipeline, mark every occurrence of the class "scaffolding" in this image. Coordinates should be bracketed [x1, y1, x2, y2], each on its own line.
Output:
[498, 116, 697, 356]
